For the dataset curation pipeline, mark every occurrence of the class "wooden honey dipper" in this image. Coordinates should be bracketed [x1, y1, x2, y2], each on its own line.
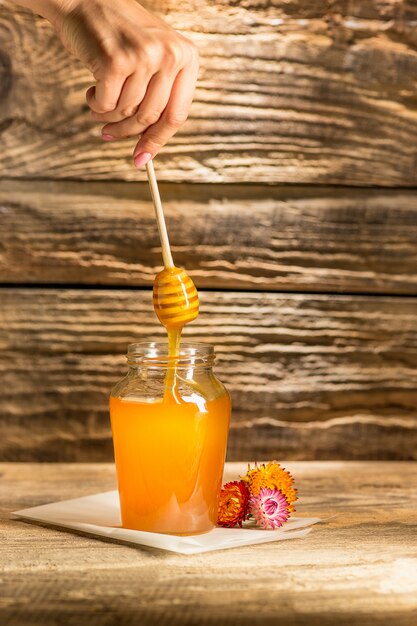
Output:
[146, 161, 199, 347]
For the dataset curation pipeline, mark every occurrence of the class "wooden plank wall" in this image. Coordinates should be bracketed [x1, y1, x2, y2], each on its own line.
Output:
[0, 1, 416, 461]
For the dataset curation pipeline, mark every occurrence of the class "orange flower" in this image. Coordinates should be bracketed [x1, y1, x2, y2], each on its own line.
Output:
[217, 480, 250, 528]
[242, 461, 297, 513]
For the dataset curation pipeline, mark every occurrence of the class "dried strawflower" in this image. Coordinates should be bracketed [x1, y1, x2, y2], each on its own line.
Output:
[242, 461, 297, 512]
[249, 487, 290, 529]
[217, 480, 250, 528]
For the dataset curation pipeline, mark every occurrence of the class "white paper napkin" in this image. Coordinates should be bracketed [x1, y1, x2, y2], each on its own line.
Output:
[11, 491, 320, 555]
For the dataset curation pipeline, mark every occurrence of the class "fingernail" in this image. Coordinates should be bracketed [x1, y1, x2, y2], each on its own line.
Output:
[134, 152, 152, 168]
[102, 133, 114, 141]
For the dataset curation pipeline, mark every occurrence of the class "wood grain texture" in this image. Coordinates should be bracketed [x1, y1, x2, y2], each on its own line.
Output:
[1, 180, 417, 294]
[2, 3, 417, 183]
[147, 1, 417, 26]
[1, 461, 417, 626]
[1, 289, 416, 461]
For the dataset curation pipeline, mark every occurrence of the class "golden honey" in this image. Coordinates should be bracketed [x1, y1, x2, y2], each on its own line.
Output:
[110, 390, 230, 534]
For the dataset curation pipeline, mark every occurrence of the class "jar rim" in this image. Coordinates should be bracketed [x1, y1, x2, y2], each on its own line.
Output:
[127, 341, 215, 368]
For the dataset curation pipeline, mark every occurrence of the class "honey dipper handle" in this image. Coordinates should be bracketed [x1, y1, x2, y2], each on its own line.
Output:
[145, 160, 174, 269]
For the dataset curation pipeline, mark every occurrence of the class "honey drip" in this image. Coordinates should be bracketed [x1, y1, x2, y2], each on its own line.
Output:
[153, 266, 199, 402]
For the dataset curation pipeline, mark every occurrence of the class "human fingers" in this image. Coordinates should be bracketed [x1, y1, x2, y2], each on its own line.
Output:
[100, 71, 174, 140]
[86, 64, 127, 114]
[90, 70, 152, 124]
[132, 61, 198, 166]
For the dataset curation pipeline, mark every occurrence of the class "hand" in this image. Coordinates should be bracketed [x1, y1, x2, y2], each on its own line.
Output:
[18, 0, 199, 166]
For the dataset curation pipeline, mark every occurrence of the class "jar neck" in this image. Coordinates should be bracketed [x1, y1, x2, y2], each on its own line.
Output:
[126, 342, 216, 371]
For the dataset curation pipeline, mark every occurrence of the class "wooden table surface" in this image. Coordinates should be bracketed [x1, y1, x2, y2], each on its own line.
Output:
[1, 462, 417, 626]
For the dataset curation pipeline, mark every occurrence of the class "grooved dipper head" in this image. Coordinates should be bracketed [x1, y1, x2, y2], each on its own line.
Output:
[153, 267, 199, 328]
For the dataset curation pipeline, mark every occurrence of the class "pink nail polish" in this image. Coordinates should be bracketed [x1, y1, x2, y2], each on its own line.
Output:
[102, 133, 114, 141]
[134, 152, 152, 168]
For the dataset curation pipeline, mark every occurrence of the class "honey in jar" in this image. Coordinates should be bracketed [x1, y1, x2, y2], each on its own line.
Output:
[110, 342, 231, 535]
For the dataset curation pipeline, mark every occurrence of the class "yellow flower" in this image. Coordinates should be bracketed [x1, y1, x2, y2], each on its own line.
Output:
[242, 461, 298, 512]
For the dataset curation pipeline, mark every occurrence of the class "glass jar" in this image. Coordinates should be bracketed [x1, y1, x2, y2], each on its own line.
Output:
[109, 342, 231, 535]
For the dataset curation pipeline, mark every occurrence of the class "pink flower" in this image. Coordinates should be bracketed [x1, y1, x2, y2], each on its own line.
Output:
[249, 487, 290, 529]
